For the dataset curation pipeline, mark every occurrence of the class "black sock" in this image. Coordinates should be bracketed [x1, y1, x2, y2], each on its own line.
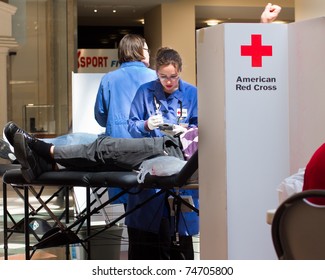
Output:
[28, 139, 53, 162]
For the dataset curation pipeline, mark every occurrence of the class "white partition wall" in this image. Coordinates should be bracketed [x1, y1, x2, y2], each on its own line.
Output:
[72, 72, 105, 134]
[197, 23, 290, 259]
[288, 17, 325, 173]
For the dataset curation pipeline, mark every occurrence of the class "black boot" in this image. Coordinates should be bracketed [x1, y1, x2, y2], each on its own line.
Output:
[3, 121, 36, 147]
[4, 121, 53, 162]
[13, 132, 53, 183]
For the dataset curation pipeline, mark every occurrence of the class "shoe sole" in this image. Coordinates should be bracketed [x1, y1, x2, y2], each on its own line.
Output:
[0, 138, 11, 160]
[13, 133, 36, 183]
[3, 121, 15, 153]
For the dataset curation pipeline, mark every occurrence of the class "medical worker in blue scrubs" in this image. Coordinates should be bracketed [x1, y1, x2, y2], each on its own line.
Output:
[127, 47, 198, 260]
[94, 34, 157, 205]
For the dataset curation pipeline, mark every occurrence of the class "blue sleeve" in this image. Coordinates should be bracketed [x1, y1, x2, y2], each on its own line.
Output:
[128, 87, 152, 138]
[181, 84, 198, 127]
[189, 92, 198, 127]
[94, 80, 109, 128]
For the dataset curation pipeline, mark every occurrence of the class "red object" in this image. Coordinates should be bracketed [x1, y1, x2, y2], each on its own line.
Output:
[303, 143, 325, 205]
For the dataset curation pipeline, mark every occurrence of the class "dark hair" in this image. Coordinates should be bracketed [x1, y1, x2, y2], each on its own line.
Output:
[118, 34, 146, 63]
[155, 47, 182, 72]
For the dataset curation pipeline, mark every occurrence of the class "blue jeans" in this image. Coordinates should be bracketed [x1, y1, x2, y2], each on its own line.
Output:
[43, 132, 98, 146]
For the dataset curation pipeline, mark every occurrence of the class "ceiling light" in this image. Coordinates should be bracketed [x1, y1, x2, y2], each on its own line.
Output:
[93, 9, 97, 13]
[206, 19, 219, 26]
[113, 9, 117, 13]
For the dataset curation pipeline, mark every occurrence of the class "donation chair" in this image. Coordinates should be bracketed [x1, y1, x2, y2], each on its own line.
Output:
[271, 189, 325, 260]
[2, 150, 199, 260]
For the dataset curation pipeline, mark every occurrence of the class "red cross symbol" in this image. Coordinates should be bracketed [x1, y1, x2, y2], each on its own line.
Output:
[241, 34, 272, 67]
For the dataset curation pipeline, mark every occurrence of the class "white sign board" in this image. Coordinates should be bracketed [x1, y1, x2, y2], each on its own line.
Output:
[72, 72, 105, 134]
[77, 49, 119, 73]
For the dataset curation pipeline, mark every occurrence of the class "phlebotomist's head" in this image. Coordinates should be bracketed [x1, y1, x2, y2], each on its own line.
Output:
[155, 47, 182, 94]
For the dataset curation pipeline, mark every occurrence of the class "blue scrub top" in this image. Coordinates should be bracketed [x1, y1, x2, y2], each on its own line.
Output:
[94, 61, 157, 203]
[128, 79, 198, 138]
[126, 78, 199, 236]
[94, 61, 157, 138]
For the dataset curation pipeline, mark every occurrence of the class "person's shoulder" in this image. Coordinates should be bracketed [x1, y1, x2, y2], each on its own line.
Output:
[143, 78, 157, 86]
[146, 68, 157, 75]
[100, 68, 121, 80]
[180, 79, 197, 92]
[137, 79, 157, 92]
[140, 67, 157, 77]
[180, 79, 196, 87]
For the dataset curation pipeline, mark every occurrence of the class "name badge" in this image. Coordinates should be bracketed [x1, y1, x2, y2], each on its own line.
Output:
[177, 108, 188, 117]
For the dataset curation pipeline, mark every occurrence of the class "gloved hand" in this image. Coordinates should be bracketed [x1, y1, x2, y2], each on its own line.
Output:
[162, 124, 187, 136]
[146, 114, 163, 130]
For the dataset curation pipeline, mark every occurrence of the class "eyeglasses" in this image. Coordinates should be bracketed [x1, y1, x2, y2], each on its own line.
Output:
[158, 74, 179, 82]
